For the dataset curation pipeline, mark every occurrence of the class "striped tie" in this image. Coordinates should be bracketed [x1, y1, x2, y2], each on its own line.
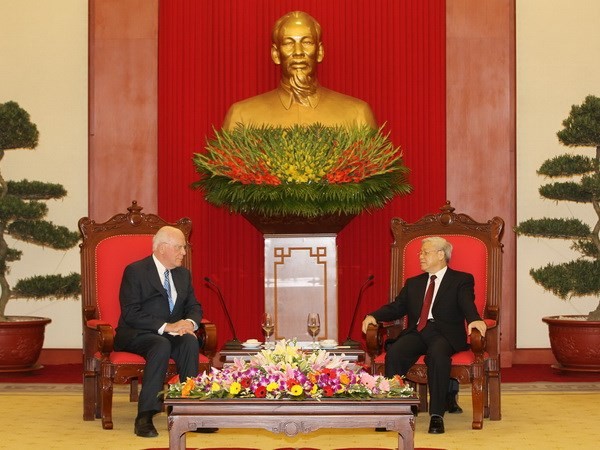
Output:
[164, 269, 174, 312]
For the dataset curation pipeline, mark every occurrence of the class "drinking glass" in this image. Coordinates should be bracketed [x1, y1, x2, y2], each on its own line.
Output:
[261, 312, 275, 348]
[307, 312, 321, 349]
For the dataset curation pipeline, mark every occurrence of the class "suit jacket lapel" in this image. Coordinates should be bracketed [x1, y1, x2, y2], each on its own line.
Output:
[435, 267, 455, 302]
[145, 256, 171, 307]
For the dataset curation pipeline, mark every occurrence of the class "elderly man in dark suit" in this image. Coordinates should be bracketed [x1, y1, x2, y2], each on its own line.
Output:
[115, 226, 213, 437]
[362, 236, 487, 434]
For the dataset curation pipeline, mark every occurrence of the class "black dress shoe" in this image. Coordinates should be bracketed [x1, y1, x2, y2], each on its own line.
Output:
[428, 415, 445, 434]
[193, 427, 219, 433]
[446, 392, 463, 414]
[134, 412, 158, 438]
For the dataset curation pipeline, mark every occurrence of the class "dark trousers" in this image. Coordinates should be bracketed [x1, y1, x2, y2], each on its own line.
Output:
[123, 332, 199, 413]
[384, 321, 454, 416]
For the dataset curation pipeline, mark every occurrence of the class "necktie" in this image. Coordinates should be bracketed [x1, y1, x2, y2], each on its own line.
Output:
[164, 269, 174, 312]
[417, 275, 437, 331]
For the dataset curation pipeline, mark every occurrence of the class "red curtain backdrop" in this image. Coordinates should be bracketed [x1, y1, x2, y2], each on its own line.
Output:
[157, 0, 446, 349]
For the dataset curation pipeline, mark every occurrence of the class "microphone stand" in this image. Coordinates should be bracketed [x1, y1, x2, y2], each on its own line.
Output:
[204, 277, 242, 349]
[342, 274, 374, 348]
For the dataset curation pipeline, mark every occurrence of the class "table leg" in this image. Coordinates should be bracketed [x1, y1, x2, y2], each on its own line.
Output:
[396, 416, 415, 450]
[168, 416, 187, 450]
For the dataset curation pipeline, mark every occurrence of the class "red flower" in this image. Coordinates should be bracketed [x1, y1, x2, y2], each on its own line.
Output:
[240, 377, 251, 388]
[254, 385, 267, 398]
[323, 386, 335, 397]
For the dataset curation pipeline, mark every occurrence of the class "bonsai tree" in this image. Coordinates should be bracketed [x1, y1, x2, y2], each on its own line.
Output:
[0, 101, 80, 321]
[515, 95, 600, 321]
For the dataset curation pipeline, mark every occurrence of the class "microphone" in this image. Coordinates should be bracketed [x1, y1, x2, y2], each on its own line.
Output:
[204, 277, 242, 349]
[342, 274, 375, 348]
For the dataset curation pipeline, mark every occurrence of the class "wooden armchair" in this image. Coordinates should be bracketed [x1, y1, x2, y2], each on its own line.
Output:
[79, 201, 217, 429]
[365, 201, 503, 429]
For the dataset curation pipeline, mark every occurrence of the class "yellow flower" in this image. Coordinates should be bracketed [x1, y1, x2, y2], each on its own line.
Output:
[340, 373, 351, 385]
[267, 381, 279, 392]
[211, 382, 221, 392]
[310, 384, 318, 395]
[289, 384, 304, 396]
[229, 381, 242, 395]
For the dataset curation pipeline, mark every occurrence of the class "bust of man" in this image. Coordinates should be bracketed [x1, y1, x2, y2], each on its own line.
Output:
[222, 11, 377, 130]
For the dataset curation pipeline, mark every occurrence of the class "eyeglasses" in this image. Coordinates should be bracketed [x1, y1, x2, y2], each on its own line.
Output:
[164, 242, 187, 252]
[417, 249, 440, 256]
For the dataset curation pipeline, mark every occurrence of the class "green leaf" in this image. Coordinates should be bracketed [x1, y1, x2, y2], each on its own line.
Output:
[538, 154, 595, 177]
[530, 260, 600, 299]
[7, 179, 67, 200]
[557, 95, 600, 147]
[0, 196, 47, 222]
[0, 101, 39, 151]
[13, 273, 81, 299]
[538, 181, 593, 203]
[8, 220, 80, 249]
[514, 217, 590, 239]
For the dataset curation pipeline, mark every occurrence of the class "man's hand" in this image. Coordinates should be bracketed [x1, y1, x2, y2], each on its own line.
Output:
[361, 315, 378, 334]
[165, 320, 196, 336]
[468, 320, 487, 337]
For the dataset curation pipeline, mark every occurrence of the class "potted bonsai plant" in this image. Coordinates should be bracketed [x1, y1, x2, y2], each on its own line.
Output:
[515, 94, 600, 372]
[0, 101, 80, 372]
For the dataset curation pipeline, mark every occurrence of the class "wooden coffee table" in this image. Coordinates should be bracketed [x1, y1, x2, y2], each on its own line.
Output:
[165, 397, 418, 450]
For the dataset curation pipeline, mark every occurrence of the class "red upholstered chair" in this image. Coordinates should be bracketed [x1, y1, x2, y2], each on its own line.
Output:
[365, 201, 503, 429]
[79, 201, 217, 429]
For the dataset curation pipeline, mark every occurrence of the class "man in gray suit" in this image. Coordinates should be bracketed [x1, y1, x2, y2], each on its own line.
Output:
[362, 236, 487, 434]
[115, 226, 212, 437]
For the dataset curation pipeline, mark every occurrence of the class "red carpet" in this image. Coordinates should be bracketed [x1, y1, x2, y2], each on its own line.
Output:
[500, 364, 600, 383]
[0, 363, 599, 384]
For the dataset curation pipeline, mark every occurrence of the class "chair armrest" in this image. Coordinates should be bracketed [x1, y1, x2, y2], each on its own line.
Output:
[365, 320, 405, 357]
[96, 324, 116, 354]
[84, 320, 115, 355]
[468, 328, 487, 365]
[365, 323, 383, 360]
[197, 319, 217, 359]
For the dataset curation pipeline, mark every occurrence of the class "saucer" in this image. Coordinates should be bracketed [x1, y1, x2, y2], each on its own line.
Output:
[320, 342, 338, 349]
[242, 342, 261, 349]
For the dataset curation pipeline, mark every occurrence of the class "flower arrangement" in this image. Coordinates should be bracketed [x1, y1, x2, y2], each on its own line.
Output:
[191, 124, 411, 218]
[165, 339, 414, 400]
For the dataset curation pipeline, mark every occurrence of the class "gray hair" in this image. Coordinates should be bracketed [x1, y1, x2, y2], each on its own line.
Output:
[422, 236, 452, 262]
[152, 226, 182, 251]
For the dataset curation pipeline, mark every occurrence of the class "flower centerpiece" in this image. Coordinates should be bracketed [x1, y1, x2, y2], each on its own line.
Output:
[165, 339, 415, 400]
[191, 124, 411, 219]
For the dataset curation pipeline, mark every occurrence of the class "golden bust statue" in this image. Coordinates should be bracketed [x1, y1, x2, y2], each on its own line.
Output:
[222, 11, 377, 130]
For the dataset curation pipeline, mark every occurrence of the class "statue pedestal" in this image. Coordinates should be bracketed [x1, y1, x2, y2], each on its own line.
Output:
[265, 234, 338, 341]
[244, 214, 355, 342]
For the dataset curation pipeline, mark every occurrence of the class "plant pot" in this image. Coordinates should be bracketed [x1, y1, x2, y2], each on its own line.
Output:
[0, 316, 52, 373]
[242, 212, 356, 234]
[542, 315, 600, 373]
